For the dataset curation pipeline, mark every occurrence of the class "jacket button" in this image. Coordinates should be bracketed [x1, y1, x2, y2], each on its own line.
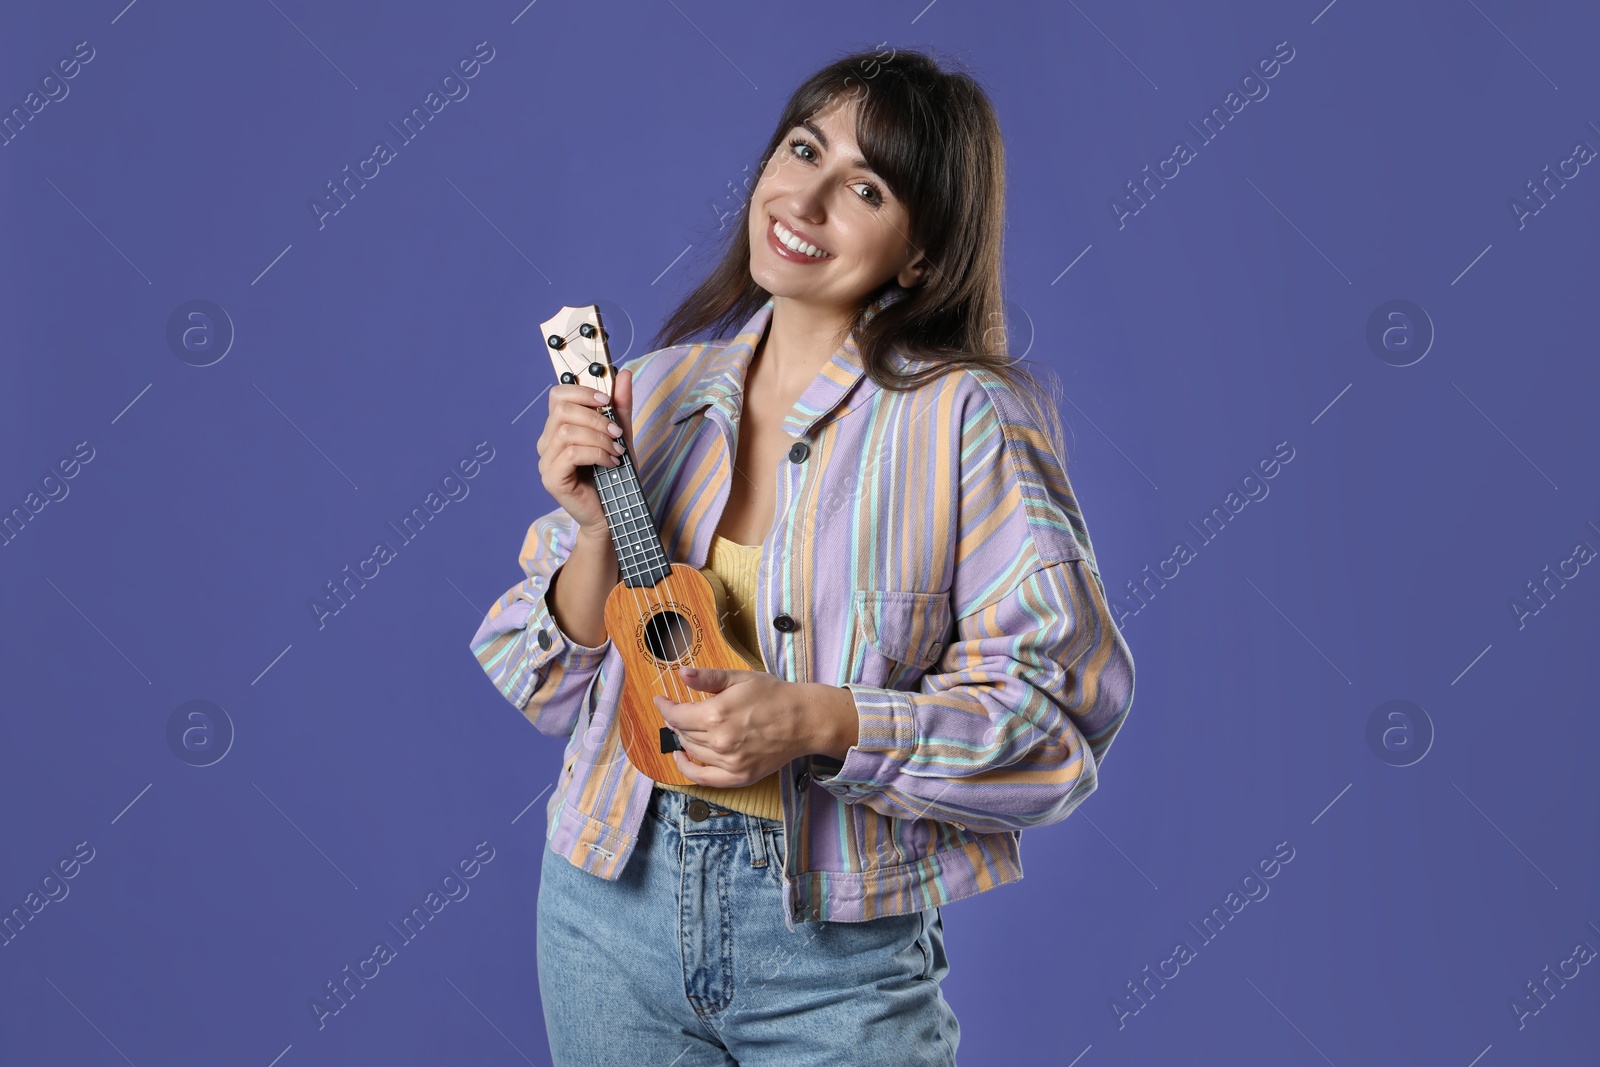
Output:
[788, 441, 809, 463]
[686, 798, 711, 821]
[772, 614, 796, 633]
[536, 628, 553, 650]
[794, 770, 811, 792]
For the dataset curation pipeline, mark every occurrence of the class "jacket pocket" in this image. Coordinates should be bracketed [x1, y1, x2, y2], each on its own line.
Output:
[849, 588, 952, 690]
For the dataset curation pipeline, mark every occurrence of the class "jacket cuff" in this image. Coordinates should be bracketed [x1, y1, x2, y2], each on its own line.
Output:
[475, 570, 611, 711]
[809, 684, 916, 803]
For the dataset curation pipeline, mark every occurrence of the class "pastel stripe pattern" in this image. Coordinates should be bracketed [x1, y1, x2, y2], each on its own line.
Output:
[469, 298, 1135, 930]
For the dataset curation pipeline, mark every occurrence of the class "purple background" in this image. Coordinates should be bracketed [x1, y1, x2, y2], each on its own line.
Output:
[2, 1, 1596, 1064]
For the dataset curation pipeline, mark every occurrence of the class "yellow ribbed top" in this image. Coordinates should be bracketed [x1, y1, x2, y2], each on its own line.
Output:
[656, 533, 784, 821]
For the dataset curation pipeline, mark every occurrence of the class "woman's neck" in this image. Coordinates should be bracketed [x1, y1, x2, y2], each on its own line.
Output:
[754, 295, 854, 403]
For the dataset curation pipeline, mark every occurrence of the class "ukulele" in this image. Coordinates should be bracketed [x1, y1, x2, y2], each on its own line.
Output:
[541, 303, 757, 786]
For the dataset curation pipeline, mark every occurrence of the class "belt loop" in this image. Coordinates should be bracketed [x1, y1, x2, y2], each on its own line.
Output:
[745, 815, 769, 868]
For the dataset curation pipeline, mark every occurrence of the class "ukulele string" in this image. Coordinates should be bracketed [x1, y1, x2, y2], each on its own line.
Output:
[557, 321, 702, 721]
[586, 346, 709, 724]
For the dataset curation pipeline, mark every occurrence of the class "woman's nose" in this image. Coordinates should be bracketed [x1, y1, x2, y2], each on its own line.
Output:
[786, 175, 828, 222]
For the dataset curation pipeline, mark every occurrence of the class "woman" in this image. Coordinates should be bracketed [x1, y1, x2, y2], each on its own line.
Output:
[470, 47, 1135, 1066]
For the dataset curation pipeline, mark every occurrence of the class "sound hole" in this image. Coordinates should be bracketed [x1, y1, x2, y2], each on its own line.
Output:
[642, 610, 696, 664]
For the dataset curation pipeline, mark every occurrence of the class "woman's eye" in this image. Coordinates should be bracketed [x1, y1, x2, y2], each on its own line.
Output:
[788, 139, 817, 162]
[850, 182, 883, 206]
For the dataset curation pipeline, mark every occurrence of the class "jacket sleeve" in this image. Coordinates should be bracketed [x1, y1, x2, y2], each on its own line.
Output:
[811, 375, 1136, 835]
[468, 504, 613, 739]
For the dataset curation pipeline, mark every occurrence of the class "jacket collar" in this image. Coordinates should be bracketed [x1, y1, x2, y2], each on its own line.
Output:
[670, 289, 909, 439]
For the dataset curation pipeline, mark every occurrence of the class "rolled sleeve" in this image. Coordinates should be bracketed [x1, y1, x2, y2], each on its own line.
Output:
[469, 506, 612, 739]
[814, 557, 1134, 834]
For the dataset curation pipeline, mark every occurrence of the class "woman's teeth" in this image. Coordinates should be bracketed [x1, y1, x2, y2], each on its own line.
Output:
[772, 219, 828, 258]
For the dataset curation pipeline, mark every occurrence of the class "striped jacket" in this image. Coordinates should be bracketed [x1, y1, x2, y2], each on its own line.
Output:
[469, 297, 1135, 930]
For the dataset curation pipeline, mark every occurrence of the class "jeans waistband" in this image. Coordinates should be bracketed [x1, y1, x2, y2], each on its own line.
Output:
[648, 784, 783, 835]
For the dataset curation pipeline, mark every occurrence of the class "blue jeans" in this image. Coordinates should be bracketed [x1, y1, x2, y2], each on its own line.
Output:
[536, 785, 961, 1065]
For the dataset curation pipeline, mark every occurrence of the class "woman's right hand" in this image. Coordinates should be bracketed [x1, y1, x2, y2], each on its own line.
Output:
[537, 368, 635, 537]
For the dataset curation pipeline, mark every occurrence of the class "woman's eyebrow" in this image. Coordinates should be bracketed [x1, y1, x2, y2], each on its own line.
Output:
[799, 120, 871, 171]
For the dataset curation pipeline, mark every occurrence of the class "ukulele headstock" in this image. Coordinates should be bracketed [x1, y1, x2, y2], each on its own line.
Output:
[540, 305, 615, 402]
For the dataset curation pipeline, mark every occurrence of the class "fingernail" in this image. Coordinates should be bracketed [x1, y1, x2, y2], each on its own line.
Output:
[592, 391, 608, 404]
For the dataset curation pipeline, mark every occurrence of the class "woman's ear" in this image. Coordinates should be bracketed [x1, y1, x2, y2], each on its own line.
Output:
[896, 254, 930, 289]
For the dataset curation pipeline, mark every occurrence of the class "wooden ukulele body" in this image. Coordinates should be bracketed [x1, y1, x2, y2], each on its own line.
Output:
[604, 563, 759, 786]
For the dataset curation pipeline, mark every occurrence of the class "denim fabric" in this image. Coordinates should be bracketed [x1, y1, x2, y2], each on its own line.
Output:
[536, 785, 961, 1065]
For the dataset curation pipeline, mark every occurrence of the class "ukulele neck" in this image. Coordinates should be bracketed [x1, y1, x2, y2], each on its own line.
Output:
[536, 303, 669, 589]
[592, 425, 671, 589]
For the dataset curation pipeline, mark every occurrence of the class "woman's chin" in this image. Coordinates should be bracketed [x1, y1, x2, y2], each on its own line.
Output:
[749, 264, 820, 302]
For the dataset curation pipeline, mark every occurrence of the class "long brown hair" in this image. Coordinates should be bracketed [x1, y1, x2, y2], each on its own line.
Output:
[651, 47, 1068, 457]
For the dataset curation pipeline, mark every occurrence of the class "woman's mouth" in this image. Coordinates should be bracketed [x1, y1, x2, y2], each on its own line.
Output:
[768, 217, 831, 261]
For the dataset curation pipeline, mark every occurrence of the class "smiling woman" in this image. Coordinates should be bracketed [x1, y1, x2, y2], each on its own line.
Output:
[473, 45, 1135, 1067]
[656, 49, 1067, 444]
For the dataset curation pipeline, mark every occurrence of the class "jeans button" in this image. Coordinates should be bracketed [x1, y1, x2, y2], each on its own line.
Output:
[686, 798, 710, 821]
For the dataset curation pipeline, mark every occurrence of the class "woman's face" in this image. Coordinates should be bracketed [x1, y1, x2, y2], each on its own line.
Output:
[746, 95, 927, 314]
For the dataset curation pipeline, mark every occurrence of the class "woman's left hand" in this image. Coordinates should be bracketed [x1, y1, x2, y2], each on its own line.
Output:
[653, 667, 852, 788]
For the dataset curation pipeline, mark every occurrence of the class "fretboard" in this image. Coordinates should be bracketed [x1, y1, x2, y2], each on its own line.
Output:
[592, 414, 671, 588]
